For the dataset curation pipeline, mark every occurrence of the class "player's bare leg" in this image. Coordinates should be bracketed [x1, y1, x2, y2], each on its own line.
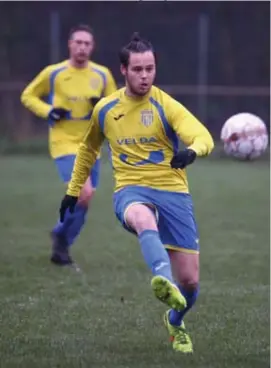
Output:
[125, 204, 186, 311]
[78, 177, 96, 208]
[163, 250, 199, 353]
[169, 251, 199, 294]
[51, 177, 95, 266]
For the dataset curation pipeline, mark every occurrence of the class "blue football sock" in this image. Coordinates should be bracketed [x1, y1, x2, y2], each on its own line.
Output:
[138, 230, 174, 282]
[53, 204, 87, 248]
[169, 285, 199, 326]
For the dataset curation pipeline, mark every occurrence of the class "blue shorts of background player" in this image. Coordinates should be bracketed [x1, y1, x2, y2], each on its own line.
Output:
[50, 154, 101, 265]
[54, 154, 100, 187]
[114, 185, 199, 254]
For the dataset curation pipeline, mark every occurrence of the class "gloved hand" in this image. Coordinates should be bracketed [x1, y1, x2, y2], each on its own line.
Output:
[170, 149, 197, 169]
[89, 97, 101, 108]
[59, 195, 78, 222]
[48, 107, 70, 122]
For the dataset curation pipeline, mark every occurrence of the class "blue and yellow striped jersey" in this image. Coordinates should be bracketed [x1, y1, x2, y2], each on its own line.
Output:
[21, 60, 117, 158]
[67, 86, 214, 195]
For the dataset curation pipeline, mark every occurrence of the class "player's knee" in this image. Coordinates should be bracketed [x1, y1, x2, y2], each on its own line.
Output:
[125, 204, 157, 234]
[176, 269, 199, 290]
[170, 251, 199, 289]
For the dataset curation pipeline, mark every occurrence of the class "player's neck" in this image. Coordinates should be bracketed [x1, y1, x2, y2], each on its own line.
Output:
[69, 59, 89, 69]
[124, 85, 151, 101]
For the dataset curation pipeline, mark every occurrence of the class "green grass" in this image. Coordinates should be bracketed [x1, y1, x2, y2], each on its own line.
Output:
[0, 155, 269, 368]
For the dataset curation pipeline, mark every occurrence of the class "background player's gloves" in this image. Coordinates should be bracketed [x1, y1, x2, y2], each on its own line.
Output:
[59, 195, 78, 222]
[170, 149, 197, 169]
[48, 107, 70, 122]
[89, 97, 101, 108]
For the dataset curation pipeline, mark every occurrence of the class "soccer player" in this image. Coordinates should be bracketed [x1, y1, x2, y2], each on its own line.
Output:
[21, 24, 117, 266]
[58, 33, 214, 353]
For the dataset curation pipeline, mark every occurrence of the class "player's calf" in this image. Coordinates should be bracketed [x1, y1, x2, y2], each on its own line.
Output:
[51, 179, 94, 266]
[167, 251, 199, 327]
[125, 203, 177, 294]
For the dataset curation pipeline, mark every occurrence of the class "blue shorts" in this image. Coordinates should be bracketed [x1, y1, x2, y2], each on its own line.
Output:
[54, 154, 100, 188]
[113, 186, 199, 253]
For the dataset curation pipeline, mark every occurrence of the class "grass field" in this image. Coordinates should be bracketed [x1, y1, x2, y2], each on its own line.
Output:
[0, 154, 270, 368]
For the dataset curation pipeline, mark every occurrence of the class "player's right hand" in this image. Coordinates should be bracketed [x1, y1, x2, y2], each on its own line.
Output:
[59, 195, 78, 222]
[48, 107, 70, 121]
[170, 149, 197, 169]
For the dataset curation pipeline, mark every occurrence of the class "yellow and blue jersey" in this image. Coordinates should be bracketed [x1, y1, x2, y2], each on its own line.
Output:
[67, 86, 214, 196]
[21, 60, 117, 159]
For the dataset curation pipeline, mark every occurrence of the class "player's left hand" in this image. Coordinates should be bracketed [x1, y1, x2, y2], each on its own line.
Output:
[48, 107, 70, 122]
[90, 97, 101, 108]
[59, 195, 78, 222]
[170, 149, 197, 169]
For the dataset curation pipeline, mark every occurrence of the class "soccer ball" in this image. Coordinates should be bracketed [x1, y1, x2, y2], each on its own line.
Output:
[220, 113, 269, 160]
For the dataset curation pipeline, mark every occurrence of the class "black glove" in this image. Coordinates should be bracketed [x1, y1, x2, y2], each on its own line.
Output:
[170, 149, 197, 169]
[48, 107, 70, 122]
[89, 97, 101, 108]
[59, 195, 78, 222]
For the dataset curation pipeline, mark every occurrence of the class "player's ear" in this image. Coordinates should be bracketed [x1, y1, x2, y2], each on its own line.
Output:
[89, 34, 95, 52]
[120, 64, 127, 77]
[68, 39, 73, 52]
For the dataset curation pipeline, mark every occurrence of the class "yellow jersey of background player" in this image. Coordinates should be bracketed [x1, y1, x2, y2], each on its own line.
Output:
[21, 24, 117, 266]
[21, 25, 117, 160]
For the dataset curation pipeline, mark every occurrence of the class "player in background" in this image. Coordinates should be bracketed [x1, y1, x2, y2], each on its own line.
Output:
[21, 24, 117, 266]
[58, 33, 214, 353]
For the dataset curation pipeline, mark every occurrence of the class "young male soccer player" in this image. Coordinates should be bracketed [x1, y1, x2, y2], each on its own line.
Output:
[58, 33, 214, 353]
[21, 24, 117, 266]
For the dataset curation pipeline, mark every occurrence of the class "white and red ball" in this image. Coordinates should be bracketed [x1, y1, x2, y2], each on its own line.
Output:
[220, 113, 269, 160]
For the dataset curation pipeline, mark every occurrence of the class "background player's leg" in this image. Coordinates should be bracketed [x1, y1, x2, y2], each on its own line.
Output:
[168, 251, 199, 326]
[63, 159, 100, 247]
[51, 157, 98, 265]
[57, 178, 94, 240]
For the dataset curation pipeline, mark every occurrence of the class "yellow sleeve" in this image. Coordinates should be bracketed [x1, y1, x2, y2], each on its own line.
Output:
[21, 66, 52, 119]
[104, 69, 117, 97]
[167, 98, 214, 156]
[67, 106, 105, 197]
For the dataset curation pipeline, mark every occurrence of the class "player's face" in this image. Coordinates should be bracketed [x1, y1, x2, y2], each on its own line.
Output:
[68, 31, 94, 65]
[121, 51, 156, 96]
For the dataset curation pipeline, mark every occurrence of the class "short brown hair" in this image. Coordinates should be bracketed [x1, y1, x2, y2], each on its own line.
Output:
[69, 24, 94, 39]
